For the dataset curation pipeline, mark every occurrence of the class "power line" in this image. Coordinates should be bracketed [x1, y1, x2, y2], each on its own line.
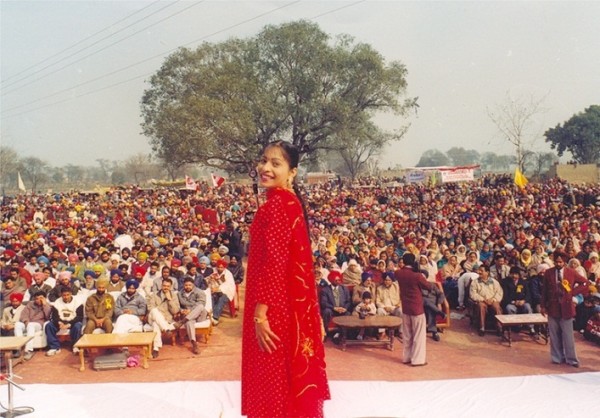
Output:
[2, 0, 368, 119]
[2, 73, 153, 120]
[2, 1, 198, 95]
[2, 0, 300, 115]
[1, 0, 162, 85]
[309, 0, 366, 20]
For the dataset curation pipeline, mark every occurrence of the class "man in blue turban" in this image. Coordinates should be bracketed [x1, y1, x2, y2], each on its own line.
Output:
[113, 278, 147, 334]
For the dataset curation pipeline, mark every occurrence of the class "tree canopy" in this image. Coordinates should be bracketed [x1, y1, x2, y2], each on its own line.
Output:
[141, 21, 417, 173]
[416, 149, 450, 167]
[544, 105, 600, 164]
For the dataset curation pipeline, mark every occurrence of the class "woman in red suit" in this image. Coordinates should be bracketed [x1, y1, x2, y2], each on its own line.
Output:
[242, 141, 330, 418]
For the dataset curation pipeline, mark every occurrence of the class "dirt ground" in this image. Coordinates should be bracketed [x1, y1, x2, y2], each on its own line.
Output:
[5, 284, 598, 384]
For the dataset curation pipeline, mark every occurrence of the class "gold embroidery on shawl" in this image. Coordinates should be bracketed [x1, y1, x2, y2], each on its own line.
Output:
[291, 215, 301, 228]
[293, 312, 300, 357]
[301, 337, 315, 357]
[296, 384, 317, 398]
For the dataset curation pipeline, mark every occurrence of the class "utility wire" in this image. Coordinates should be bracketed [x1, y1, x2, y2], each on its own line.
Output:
[2, 1, 199, 96]
[1, 0, 162, 85]
[2, 0, 300, 115]
[309, 0, 366, 20]
[2, 0, 368, 119]
[3, 73, 154, 120]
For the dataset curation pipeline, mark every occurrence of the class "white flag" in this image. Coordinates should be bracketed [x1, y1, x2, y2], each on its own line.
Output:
[185, 175, 197, 191]
[17, 172, 26, 192]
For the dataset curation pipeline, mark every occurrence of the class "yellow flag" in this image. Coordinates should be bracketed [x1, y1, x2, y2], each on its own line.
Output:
[514, 167, 528, 189]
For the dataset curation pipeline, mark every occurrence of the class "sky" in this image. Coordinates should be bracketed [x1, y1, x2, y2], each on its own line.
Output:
[1, 0, 599, 171]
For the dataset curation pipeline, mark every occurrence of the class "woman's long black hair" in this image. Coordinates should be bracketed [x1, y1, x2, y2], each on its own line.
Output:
[265, 140, 311, 236]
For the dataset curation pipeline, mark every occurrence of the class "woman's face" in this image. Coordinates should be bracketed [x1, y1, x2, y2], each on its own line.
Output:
[257, 146, 296, 190]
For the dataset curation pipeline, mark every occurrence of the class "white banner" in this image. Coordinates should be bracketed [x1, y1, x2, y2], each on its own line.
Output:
[440, 168, 475, 183]
[406, 170, 426, 183]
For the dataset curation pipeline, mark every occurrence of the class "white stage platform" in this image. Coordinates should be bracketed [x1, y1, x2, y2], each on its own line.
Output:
[3, 373, 599, 417]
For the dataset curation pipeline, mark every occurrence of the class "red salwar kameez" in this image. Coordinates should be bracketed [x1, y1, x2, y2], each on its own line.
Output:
[242, 188, 330, 418]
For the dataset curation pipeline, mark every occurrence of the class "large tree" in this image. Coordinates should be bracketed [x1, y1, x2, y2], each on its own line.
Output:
[141, 21, 417, 173]
[544, 105, 600, 164]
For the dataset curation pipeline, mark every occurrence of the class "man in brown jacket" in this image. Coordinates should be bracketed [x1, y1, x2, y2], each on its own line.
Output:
[394, 253, 433, 367]
[541, 251, 589, 367]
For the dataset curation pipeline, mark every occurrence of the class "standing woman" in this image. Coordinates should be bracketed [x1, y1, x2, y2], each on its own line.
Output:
[242, 141, 330, 418]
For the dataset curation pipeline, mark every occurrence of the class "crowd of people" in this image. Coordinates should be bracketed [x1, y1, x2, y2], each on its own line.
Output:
[1, 174, 599, 365]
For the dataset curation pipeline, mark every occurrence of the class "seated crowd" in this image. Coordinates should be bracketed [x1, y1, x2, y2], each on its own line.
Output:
[1, 175, 600, 362]
[0, 191, 244, 360]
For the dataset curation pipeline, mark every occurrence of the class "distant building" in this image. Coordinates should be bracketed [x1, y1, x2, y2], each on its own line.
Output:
[548, 163, 600, 184]
[305, 172, 337, 185]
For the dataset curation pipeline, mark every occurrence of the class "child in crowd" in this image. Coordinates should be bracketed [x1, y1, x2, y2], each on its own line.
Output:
[354, 291, 376, 340]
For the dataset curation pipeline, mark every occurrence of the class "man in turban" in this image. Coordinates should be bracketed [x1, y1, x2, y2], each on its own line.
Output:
[1, 292, 25, 336]
[319, 270, 351, 335]
[107, 269, 125, 293]
[27, 271, 52, 300]
[197, 256, 213, 280]
[83, 278, 115, 337]
[48, 270, 79, 303]
[113, 279, 147, 334]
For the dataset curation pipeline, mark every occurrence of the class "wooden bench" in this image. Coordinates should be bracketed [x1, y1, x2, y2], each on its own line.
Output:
[495, 313, 548, 347]
[73, 332, 155, 371]
[332, 315, 402, 351]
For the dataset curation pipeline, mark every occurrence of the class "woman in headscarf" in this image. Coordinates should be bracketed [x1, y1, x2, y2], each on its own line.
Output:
[517, 249, 533, 276]
[455, 244, 467, 264]
[584, 252, 600, 284]
[568, 258, 588, 279]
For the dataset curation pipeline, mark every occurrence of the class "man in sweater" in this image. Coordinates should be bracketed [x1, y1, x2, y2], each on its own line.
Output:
[26, 271, 52, 302]
[394, 253, 433, 366]
[15, 290, 52, 360]
[113, 279, 147, 334]
[470, 264, 504, 336]
[175, 277, 207, 355]
[45, 287, 84, 356]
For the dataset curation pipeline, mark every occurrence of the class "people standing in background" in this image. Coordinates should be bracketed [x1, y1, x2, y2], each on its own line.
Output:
[395, 253, 433, 367]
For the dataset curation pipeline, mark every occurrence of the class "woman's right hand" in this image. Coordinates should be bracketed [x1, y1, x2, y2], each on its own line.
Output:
[255, 320, 281, 354]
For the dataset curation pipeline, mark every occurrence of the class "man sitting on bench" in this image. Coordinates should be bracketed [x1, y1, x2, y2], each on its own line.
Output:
[45, 286, 84, 356]
[470, 264, 503, 336]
